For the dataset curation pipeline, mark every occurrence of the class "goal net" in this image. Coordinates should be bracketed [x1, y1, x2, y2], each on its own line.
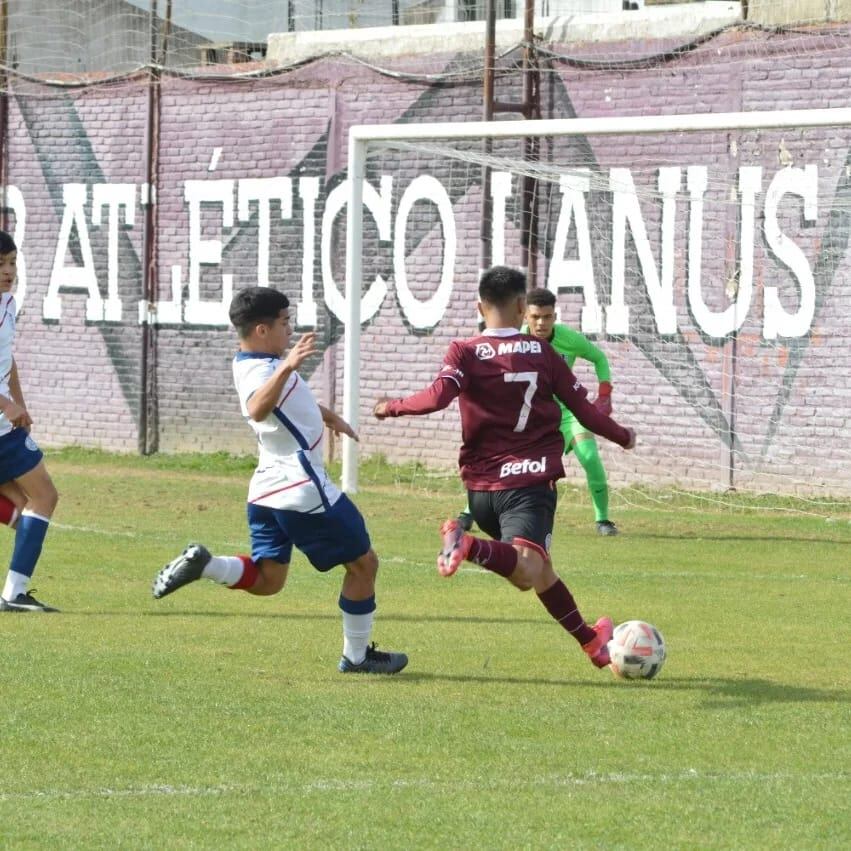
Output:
[343, 109, 851, 517]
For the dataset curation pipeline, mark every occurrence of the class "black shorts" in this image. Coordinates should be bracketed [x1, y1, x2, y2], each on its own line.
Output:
[467, 482, 557, 553]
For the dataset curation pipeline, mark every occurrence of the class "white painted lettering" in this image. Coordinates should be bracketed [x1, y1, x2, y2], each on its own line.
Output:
[322, 176, 392, 324]
[92, 183, 135, 322]
[44, 184, 103, 321]
[184, 178, 234, 326]
[393, 174, 455, 330]
[763, 165, 817, 339]
[237, 176, 292, 288]
[548, 170, 602, 333]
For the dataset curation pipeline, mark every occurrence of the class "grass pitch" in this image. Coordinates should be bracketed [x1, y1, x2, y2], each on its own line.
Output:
[0, 450, 848, 849]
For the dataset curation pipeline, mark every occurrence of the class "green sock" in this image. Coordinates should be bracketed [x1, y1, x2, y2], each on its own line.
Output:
[573, 437, 609, 523]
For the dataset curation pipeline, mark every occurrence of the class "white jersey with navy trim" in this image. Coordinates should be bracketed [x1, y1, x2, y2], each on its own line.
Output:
[0, 293, 16, 438]
[232, 351, 342, 513]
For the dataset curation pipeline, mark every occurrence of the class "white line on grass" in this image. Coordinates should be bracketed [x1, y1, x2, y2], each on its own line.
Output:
[49, 522, 245, 551]
[43, 526, 833, 582]
[0, 770, 846, 802]
[51, 522, 140, 538]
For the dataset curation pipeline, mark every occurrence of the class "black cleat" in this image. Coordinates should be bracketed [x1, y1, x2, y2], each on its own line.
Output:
[152, 543, 212, 599]
[596, 520, 619, 537]
[0, 591, 59, 612]
[338, 643, 408, 675]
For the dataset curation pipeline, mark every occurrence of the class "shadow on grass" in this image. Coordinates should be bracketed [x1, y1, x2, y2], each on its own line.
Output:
[393, 672, 848, 705]
[656, 676, 851, 707]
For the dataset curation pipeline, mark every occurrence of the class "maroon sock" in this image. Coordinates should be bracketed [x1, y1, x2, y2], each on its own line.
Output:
[467, 537, 518, 578]
[537, 579, 595, 645]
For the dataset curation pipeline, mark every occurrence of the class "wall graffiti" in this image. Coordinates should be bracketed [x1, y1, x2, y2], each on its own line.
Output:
[4, 33, 850, 494]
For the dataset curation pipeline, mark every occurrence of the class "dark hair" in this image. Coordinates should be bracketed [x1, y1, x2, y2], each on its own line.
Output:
[526, 288, 556, 309]
[478, 265, 526, 307]
[229, 286, 289, 338]
[0, 230, 17, 256]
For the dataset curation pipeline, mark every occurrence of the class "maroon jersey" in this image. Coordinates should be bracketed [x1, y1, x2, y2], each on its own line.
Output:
[384, 328, 632, 490]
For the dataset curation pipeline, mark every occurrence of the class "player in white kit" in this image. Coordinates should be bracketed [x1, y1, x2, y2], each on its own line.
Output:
[152, 286, 407, 675]
[0, 230, 60, 613]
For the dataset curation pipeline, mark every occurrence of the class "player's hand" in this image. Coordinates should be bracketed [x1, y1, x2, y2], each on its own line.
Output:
[373, 398, 392, 419]
[1, 400, 31, 429]
[283, 332, 317, 372]
[325, 411, 359, 442]
[623, 427, 636, 450]
[593, 381, 613, 416]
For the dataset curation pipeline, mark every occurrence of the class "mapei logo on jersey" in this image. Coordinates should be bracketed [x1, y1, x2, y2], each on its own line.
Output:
[497, 340, 542, 355]
[499, 456, 547, 478]
[475, 342, 496, 360]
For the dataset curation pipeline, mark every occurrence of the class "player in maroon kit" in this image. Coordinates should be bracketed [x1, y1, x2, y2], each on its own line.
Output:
[373, 265, 636, 670]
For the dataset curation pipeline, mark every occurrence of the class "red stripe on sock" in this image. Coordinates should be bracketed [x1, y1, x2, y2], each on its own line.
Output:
[0, 495, 18, 527]
[229, 556, 259, 590]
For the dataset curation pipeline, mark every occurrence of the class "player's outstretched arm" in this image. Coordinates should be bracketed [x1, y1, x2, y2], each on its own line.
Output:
[319, 404, 359, 441]
[552, 355, 634, 449]
[373, 376, 461, 420]
[246, 332, 317, 422]
[571, 393, 635, 449]
[373, 398, 392, 419]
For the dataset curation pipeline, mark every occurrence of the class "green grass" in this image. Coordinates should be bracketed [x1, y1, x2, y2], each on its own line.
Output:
[0, 451, 849, 849]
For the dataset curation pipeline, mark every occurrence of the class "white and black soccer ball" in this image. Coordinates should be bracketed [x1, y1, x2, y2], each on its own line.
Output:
[608, 620, 666, 680]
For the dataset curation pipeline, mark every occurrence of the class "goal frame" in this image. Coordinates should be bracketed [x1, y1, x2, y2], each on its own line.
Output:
[342, 106, 851, 492]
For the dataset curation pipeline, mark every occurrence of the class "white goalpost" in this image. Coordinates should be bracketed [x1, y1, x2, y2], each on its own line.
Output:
[342, 107, 851, 512]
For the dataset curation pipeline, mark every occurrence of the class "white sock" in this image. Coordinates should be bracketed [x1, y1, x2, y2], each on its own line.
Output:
[2, 569, 29, 601]
[201, 556, 245, 586]
[342, 610, 374, 665]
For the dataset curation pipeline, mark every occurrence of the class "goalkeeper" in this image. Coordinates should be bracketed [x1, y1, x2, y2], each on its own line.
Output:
[459, 287, 620, 536]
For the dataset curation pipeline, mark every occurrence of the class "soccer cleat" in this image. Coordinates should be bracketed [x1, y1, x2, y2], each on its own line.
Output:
[0, 591, 59, 613]
[596, 520, 619, 536]
[152, 543, 212, 599]
[456, 511, 474, 532]
[338, 643, 408, 675]
[582, 616, 614, 668]
[437, 519, 472, 577]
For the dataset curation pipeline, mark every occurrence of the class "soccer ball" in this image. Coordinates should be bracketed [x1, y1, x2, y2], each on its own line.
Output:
[608, 620, 666, 680]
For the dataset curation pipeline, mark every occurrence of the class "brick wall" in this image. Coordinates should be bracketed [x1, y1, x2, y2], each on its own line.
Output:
[6, 25, 851, 496]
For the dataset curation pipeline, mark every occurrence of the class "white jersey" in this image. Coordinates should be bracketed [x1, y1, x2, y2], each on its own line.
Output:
[0, 293, 16, 438]
[232, 351, 341, 513]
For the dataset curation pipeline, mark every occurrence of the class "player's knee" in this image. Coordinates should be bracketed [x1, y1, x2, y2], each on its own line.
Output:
[511, 552, 552, 592]
[508, 561, 536, 591]
[254, 561, 287, 595]
[258, 572, 286, 595]
[27, 479, 59, 517]
[345, 549, 379, 583]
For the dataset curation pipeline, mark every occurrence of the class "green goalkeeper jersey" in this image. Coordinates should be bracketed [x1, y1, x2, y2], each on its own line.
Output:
[522, 322, 612, 433]
[521, 322, 611, 382]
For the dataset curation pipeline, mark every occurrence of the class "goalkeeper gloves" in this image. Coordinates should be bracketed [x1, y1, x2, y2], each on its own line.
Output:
[593, 381, 613, 416]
